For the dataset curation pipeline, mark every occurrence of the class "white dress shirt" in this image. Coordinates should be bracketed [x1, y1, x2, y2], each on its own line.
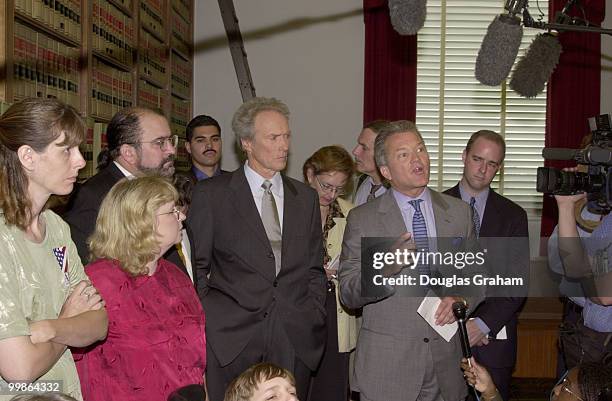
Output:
[244, 161, 284, 232]
[353, 175, 387, 206]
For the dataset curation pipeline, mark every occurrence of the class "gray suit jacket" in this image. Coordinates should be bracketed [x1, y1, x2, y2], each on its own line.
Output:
[338, 188, 483, 401]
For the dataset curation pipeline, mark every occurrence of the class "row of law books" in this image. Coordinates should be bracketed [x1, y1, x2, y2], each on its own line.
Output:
[171, 96, 189, 138]
[171, 9, 190, 57]
[171, 53, 191, 99]
[14, 0, 81, 43]
[137, 79, 164, 115]
[140, 0, 165, 40]
[92, 0, 135, 65]
[90, 57, 134, 120]
[139, 28, 168, 86]
[79, 121, 108, 180]
[13, 21, 80, 109]
[171, 0, 190, 24]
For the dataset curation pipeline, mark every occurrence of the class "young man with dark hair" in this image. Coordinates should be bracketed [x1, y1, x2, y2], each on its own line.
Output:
[185, 114, 227, 180]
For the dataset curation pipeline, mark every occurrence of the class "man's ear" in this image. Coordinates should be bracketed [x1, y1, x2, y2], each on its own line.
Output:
[462, 149, 467, 164]
[241, 138, 252, 155]
[185, 141, 192, 155]
[119, 144, 138, 166]
[379, 165, 392, 182]
[17, 145, 36, 172]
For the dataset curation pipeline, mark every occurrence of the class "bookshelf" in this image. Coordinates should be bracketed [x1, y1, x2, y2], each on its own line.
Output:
[0, 0, 194, 179]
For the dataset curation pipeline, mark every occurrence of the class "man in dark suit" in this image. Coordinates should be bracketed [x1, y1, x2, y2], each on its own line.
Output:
[187, 97, 327, 401]
[64, 107, 178, 264]
[185, 114, 228, 181]
[444, 130, 528, 401]
[352, 120, 389, 206]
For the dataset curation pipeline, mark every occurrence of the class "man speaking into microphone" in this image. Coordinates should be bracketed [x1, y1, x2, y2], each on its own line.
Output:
[339, 121, 484, 401]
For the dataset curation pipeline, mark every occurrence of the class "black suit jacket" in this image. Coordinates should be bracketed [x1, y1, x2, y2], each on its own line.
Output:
[63, 163, 192, 279]
[187, 167, 327, 370]
[445, 184, 528, 368]
[64, 163, 125, 263]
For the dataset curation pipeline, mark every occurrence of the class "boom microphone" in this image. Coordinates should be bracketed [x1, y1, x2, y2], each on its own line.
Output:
[510, 33, 562, 98]
[541, 147, 580, 161]
[475, 1, 526, 86]
[543, 147, 612, 165]
[452, 301, 472, 359]
[389, 0, 427, 36]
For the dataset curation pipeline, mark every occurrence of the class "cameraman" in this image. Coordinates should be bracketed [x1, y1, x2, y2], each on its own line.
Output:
[554, 188, 611, 369]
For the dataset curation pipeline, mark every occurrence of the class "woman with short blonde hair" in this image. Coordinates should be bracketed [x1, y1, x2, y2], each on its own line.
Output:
[74, 176, 206, 401]
[88, 176, 177, 275]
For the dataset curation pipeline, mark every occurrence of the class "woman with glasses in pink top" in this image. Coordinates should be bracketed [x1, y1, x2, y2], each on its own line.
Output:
[73, 176, 206, 401]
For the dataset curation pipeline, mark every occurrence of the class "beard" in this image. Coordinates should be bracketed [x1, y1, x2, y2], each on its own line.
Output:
[137, 156, 175, 177]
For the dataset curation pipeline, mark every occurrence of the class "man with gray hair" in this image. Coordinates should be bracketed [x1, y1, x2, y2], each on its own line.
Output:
[187, 97, 327, 401]
[339, 120, 481, 401]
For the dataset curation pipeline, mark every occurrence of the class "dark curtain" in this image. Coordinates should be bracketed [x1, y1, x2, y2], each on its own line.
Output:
[363, 0, 417, 124]
[540, 0, 605, 244]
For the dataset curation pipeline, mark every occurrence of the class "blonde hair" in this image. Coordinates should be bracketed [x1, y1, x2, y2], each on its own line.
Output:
[88, 176, 178, 275]
[0, 98, 84, 230]
[224, 363, 296, 401]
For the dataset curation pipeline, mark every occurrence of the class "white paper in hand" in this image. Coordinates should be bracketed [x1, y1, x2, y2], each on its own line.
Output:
[417, 297, 458, 342]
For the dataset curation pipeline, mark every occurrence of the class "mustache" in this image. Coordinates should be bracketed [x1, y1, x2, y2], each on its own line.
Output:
[202, 149, 217, 155]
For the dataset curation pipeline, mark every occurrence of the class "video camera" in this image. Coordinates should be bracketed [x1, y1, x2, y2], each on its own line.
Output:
[537, 113, 612, 214]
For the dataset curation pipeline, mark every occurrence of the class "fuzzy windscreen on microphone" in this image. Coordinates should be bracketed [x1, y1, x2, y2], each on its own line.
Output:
[389, 0, 427, 36]
[475, 15, 523, 86]
[510, 33, 562, 98]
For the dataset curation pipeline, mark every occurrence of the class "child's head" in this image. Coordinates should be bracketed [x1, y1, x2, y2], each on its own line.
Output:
[224, 363, 298, 401]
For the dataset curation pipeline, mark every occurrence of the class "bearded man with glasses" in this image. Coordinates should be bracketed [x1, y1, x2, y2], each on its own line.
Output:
[64, 108, 183, 269]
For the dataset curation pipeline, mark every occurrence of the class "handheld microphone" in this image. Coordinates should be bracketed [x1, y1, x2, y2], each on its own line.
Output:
[452, 301, 472, 359]
[389, 0, 427, 36]
[510, 33, 562, 98]
[475, 0, 526, 86]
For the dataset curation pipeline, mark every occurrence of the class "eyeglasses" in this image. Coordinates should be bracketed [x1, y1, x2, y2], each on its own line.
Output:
[551, 372, 585, 401]
[315, 175, 346, 196]
[157, 206, 181, 221]
[131, 135, 179, 151]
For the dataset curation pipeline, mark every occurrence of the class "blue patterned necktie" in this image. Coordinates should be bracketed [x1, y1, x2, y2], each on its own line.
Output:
[409, 199, 430, 276]
[470, 197, 481, 238]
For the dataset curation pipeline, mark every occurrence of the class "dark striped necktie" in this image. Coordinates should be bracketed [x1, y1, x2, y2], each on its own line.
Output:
[409, 199, 430, 276]
[469, 197, 481, 238]
[367, 183, 382, 202]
